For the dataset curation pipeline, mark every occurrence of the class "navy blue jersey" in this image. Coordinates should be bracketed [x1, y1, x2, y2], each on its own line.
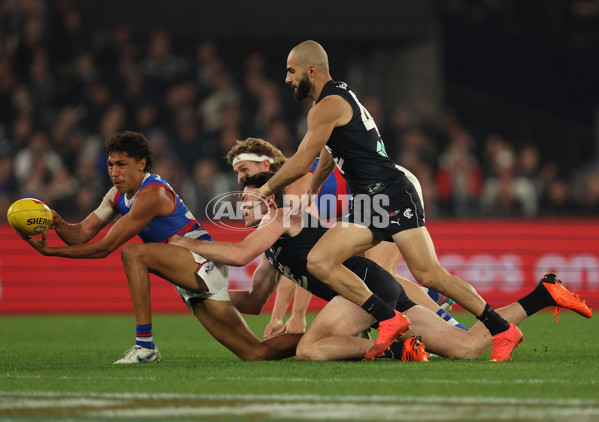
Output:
[265, 215, 338, 301]
[317, 80, 410, 195]
[264, 214, 415, 312]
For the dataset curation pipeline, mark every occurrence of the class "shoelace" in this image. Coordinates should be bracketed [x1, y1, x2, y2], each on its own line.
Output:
[552, 279, 563, 325]
[553, 291, 588, 324]
[124, 347, 140, 357]
[124, 345, 150, 358]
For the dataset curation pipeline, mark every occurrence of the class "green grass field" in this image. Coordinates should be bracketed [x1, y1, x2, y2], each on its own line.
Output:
[1, 311, 597, 421]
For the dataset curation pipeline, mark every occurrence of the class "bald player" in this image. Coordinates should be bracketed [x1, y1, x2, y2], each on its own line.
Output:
[256, 40, 523, 361]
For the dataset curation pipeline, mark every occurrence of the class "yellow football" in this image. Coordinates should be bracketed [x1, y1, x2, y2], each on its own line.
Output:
[7, 198, 53, 236]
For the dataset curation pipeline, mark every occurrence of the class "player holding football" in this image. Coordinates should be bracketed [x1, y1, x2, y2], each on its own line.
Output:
[17, 131, 301, 363]
[170, 171, 593, 361]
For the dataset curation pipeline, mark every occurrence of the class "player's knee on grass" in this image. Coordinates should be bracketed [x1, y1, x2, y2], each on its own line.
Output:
[295, 340, 319, 361]
[295, 331, 331, 361]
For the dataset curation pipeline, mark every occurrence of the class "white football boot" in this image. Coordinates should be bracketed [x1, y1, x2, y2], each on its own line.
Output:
[113, 345, 162, 364]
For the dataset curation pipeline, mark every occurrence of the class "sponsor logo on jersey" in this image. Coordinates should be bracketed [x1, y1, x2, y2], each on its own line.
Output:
[389, 210, 400, 217]
[366, 182, 384, 195]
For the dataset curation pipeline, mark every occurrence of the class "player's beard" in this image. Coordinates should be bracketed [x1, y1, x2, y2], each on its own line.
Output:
[294, 72, 311, 101]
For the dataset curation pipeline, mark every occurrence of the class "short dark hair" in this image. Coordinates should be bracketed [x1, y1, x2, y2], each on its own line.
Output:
[240, 171, 284, 207]
[105, 131, 153, 172]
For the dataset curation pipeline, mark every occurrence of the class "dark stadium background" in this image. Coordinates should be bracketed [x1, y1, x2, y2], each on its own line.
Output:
[1, 0, 598, 312]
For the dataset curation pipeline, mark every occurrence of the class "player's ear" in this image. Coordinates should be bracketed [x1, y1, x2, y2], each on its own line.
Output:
[138, 158, 147, 172]
[265, 195, 275, 208]
[264, 194, 279, 211]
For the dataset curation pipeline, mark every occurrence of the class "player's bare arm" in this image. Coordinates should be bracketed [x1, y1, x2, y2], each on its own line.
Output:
[52, 210, 107, 245]
[169, 209, 287, 267]
[310, 148, 336, 195]
[230, 257, 282, 314]
[260, 95, 351, 197]
[264, 171, 314, 337]
[22, 186, 172, 259]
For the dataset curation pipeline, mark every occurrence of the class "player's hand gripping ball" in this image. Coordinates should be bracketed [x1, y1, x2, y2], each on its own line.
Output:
[7, 198, 53, 236]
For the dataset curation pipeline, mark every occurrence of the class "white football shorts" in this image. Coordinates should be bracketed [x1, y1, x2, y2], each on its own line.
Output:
[175, 251, 230, 311]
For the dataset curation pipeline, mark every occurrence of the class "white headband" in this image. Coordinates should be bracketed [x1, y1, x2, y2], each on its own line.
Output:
[232, 153, 275, 166]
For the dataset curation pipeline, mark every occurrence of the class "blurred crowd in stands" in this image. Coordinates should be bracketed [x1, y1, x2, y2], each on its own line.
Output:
[1, 0, 598, 223]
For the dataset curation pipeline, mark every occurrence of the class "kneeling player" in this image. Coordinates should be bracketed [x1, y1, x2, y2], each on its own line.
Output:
[169, 172, 593, 361]
[17, 131, 300, 363]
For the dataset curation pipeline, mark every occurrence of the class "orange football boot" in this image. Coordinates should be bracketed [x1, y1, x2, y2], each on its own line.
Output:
[364, 310, 410, 360]
[401, 336, 430, 362]
[489, 323, 523, 362]
[541, 273, 592, 323]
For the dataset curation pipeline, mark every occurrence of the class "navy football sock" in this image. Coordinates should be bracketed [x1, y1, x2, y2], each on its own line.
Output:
[517, 284, 556, 316]
[361, 294, 396, 322]
[135, 323, 155, 349]
[477, 303, 510, 336]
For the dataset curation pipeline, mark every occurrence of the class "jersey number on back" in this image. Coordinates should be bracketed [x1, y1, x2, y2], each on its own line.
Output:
[347, 91, 388, 158]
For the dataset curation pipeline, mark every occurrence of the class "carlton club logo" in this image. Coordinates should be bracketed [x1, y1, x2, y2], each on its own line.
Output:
[205, 191, 278, 231]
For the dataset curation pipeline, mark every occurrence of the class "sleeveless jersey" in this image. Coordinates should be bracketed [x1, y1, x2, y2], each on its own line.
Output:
[317, 80, 410, 194]
[264, 214, 381, 301]
[310, 158, 351, 219]
[112, 173, 211, 243]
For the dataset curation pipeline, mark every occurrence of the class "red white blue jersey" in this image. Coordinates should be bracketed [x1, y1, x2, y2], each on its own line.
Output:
[310, 158, 351, 220]
[107, 173, 211, 243]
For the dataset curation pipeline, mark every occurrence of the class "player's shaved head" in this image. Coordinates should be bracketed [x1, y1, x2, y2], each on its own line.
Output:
[289, 40, 329, 73]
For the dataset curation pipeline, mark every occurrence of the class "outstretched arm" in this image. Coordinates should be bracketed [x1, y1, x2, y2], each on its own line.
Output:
[169, 211, 286, 267]
[51, 187, 118, 245]
[52, 210, 108, 245]
[19, 186, 167, 259]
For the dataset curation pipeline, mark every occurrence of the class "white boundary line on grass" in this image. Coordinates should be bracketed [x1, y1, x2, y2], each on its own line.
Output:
[2, 373, 597, 386]
[1, 391, 599, 421]
[2, 374, 158, 381]
[203, 376, 598, 385]
[1, 391, 598, 406]
[89, 402, 599, 421]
